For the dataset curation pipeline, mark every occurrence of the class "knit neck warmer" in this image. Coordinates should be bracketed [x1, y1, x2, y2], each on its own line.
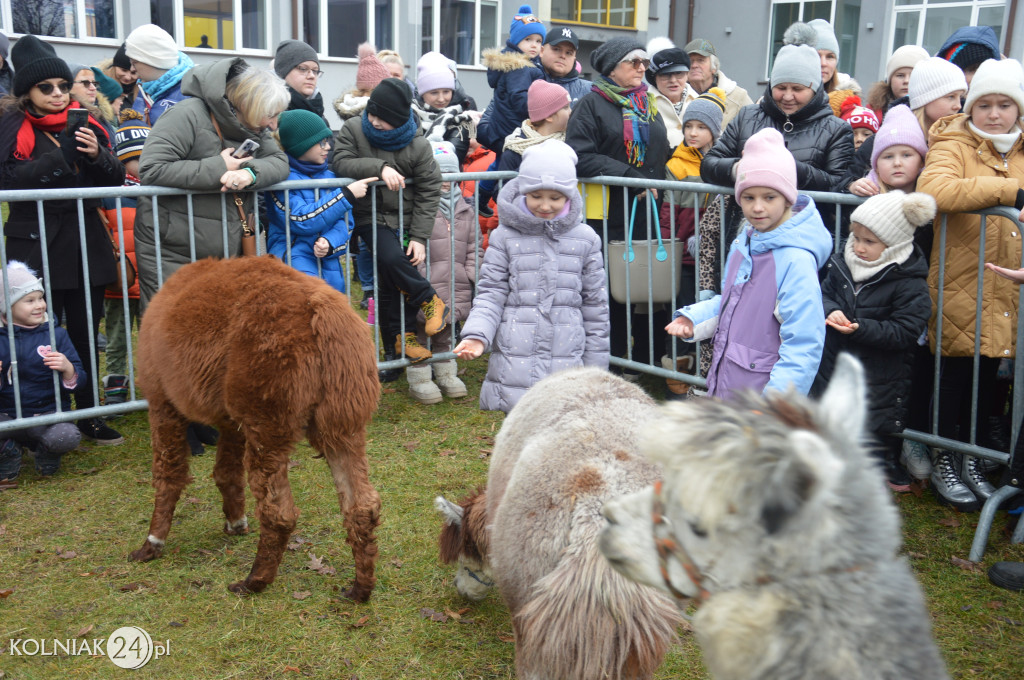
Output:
[14, 102, 106, 160]
[844, 236, 910, 282]
[968, 120, 1022, 154]
[287, 87, 325, 119]
[503, 120, 566, 155]
[288, 154, 328, 177]
[361, 110, 418, 151]
[592, 76, 658, 167]
[140, 52, 194, 101]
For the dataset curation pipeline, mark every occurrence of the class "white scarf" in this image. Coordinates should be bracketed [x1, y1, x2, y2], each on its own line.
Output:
[968, 121, 1022, 154]
[844, 236, 911, 283]
[502, 120, 566, 155]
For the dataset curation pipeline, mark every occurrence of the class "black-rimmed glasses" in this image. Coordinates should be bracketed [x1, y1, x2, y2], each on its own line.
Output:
[294, 65, 325, 78]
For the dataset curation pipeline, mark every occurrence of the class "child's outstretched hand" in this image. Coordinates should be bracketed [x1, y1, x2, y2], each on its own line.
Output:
[346, 176, 379, 199]
[665, 316, 694, 338]
[380, 166, 406, 191]
[848, 177, 880, 197]
[313, 237, 330, 258]
[42, 350, 75, 381]
[826, 310, 859, 334]
[986, 262, 1024, 284]
[453, 338, 484, 360]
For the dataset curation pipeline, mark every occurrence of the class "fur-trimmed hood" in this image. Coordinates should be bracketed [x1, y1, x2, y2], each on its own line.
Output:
[483, 48, 538, 73]
[496, 177, 584, 237]
[333, 92, 369, 120]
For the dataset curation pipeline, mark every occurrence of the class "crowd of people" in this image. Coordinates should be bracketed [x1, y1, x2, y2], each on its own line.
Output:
[0, 7, 1022, 589]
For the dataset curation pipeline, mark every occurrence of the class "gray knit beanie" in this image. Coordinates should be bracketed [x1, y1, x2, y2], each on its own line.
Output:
[771, 43, 821, 90]
[274, 40, 318, 80]
[682, 86, 726, 141]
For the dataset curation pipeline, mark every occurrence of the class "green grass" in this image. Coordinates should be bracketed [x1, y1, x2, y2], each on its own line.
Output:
[0, 343, 1022, 678]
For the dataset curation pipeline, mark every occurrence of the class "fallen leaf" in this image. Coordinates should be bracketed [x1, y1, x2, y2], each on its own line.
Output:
[57, 550, 77, 560]
[444, 608, 461, 621]
[283, 666, 301, 673]
[389, 559, 403, 569]
[938, 517, 961, 528]
[419, 607, 448, 623]
[75, 624, 94, 637]
[185, 497, 201, 504]
[292, 591, 312, 600]
[438, 449, 456, 457]
[307, 552, 337, 576]
[403, 441, 419, 452]
[907, 551, 926, 559]
[909, 480, 925, 498]
[352, 615, 370, 627]
[119, 582, 153, 592]
[287, 460, 302, 469]
[0, 589, 15, 598]
[342, 659, 353, 668]
[0, 524, 6, 536]
[288, 536, 311, 551]
[986, 601, 1005, 610]
[951, 556, 981, 572]
[498, 632, 515, 642]
[77, 467, 99, 476]
[381, 387, 396, 394]
[168, 621, 184, 627]
[994, 615, 1022, 625]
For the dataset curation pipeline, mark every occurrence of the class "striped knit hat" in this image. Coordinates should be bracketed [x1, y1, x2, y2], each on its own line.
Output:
[682, 86, 726, 141]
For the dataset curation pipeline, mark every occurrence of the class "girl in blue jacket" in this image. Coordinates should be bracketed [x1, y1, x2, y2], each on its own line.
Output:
[267, 110, 376, 294]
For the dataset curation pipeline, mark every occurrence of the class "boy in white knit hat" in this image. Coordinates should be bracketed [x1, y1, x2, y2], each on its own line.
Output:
[123, 23, 193, 125]
[0, 262, 84, 487]
[812, 191, 935, 491]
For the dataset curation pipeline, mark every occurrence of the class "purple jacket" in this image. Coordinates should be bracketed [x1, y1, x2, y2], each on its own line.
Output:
[461, 178, 610, 412]
[677, 195, 832, 399]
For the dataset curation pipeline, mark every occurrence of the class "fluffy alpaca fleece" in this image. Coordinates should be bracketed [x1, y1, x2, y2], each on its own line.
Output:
[130, 256, 381, 601]
[600, 355, 950, 679]
[437, 368, 681, 680]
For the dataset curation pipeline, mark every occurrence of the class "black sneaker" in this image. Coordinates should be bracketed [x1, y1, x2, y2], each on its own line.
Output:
[988, 561, 1024, 591]
[379, 348, 403, 383]
[78, 418, 125, 445]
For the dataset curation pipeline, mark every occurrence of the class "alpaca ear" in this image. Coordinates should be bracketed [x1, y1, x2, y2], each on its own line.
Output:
[817, 352, 867, 444]
[434, 496, 464, 526]
[761, 430, 843, 534]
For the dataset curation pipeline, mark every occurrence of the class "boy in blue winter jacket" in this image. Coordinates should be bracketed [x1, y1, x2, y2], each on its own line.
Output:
[0, 262, 84, 486]
[666, 128, 832, 400]
[267, 110, 377, 294]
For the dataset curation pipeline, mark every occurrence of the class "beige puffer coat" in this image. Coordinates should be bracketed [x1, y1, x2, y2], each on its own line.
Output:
[917, 113, 1024, 358]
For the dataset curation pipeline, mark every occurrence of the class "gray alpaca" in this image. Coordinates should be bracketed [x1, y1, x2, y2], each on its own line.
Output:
[437, 368, 681, 680]
[600, 354, 950, 680]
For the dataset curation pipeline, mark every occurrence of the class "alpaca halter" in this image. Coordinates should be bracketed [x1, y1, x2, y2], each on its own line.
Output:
[651, 479, 713, 604]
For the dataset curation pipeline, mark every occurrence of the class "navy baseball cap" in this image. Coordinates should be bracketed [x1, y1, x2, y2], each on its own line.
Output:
[544, 26, 579, 50]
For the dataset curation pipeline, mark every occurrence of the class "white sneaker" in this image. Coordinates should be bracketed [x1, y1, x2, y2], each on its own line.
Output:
[900, 439, 933, 480]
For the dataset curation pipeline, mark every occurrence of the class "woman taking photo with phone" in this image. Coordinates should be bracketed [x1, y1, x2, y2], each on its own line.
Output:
[135, 58, 289, 307]
[0, 35, 127, 445]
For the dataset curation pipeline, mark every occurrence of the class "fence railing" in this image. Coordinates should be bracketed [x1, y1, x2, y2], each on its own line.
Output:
[1, 172, 1021, 557]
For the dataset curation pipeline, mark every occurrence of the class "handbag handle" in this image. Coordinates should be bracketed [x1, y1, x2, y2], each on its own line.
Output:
[624, 195, 668, 263]
[209, 112, 253, 237]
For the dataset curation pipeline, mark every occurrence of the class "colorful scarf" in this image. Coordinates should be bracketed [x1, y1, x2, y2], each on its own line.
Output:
[592, 76, 658, 167]
[14, 102, 108, 160]
[361, 110, 418, 151]
[139, 52, 194, 101]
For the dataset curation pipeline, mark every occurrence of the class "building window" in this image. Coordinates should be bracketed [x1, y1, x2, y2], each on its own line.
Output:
[767, 1, 833, 78]
[550, 0, 636, 29]
[892, 1, 1005, 56]
[302, 0, 392, 59]
[9, 0, 116, 40]
[422, 0, 499, 66]
[150, 0, 267, 51]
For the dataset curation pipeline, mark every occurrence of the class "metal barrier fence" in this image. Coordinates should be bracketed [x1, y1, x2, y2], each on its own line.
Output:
[1, 172, 1021, 556]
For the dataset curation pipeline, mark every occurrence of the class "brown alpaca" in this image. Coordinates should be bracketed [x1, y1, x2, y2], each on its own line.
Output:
[129, 256, 381, 601]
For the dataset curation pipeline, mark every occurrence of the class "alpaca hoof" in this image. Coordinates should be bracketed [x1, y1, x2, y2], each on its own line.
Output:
[224, 518, 249, 535]
[342, 583, 372, 603]
[128, 543, 161, 562]
[228, 577, 268, 595]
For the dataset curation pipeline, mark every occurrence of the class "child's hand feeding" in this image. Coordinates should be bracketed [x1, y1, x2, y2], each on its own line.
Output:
[453, 338, 484, 360]
[665, 316, 694, 338]
[826, 310, 859, 334]
[986, 261, 1024, 284]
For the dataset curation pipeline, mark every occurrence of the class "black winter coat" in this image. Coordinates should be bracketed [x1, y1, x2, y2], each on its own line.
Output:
[811, 247, 931, 436]
[565, 89, 670, 241]
[0, 111, 123, 290]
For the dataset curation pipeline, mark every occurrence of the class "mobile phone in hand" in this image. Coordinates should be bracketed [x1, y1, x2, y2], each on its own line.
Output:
[64, 108, 89, 138]
[232, 139, 260, 158]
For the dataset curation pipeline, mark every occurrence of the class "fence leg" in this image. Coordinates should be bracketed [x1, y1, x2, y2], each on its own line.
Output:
[969, 485, 1022, 561]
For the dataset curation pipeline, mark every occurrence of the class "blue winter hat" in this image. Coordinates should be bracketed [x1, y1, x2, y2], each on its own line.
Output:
[509, 5, 545, 47]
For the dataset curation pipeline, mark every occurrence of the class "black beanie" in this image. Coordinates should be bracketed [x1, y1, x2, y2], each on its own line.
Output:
[113, 42, 132, 70]
[11, 35, 72, 97]
[942, 41, 998, 73]
[366, 78, 413, 129]
[590, 37, 645, 77]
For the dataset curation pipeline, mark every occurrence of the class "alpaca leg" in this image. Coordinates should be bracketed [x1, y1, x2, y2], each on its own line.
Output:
[212, 424, 249, 535]
[228, 442, 298, 594]
[129, 397, 192, 562]
[317, 429, 381, 603]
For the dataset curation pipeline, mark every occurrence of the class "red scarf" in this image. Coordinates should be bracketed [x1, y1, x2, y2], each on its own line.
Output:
[14, 102, 108, 160]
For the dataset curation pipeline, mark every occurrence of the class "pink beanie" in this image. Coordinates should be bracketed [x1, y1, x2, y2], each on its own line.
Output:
[356, 42, 390, 92]
[735, 128, 797, 205]
[528, 79, 570, 123]
[417, 51, 455, 94]
[868, 104, 927, 183]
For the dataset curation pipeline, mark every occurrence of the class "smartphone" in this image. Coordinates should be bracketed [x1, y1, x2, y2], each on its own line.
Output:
[232, 139, 260, 159]
[64, 108, 89, 138]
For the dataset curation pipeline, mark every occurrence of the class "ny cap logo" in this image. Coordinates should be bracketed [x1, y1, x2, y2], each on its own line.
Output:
[562, 28, 572, 38]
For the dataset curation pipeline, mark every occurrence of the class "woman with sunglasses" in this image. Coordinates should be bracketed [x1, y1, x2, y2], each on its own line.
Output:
[67, 62, 118, 140]
[0, 35, 127, 445]
[565, 37, 670, 377]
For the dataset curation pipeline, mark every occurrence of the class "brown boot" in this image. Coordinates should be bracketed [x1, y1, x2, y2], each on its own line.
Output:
[421, 294, 451, 336]
[395, 333, 432, 363]
[662, 354, 695, 396]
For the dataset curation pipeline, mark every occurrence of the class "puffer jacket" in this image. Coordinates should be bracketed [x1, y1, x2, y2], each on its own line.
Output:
[331, 115, 441, 245]
[917, 113, 1024, 358]
[460, 178, 609, 413]
[0, 321, 85, 417]
[265, 158, 356, 294]
[812, 248, 931, 435]
[418, 196, 478, 323]
[476, 46, 542, 151]
[135, 59, 289, 303]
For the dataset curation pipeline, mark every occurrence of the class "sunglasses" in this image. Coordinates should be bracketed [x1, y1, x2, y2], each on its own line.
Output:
[35, 81, 71, 95]
[294, 65, 325, 78]
[75, 79, 99, 89]
[621, 58, 651, 70]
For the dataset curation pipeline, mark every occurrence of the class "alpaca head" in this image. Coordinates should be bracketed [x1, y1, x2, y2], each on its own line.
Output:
[600, 354, 898, 601]
[435, 493, 494, 601]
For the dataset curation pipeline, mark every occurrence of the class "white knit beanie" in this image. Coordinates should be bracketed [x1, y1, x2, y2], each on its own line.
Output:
[908, 57, 967, 110]
[807, 19, 839, 57]
[0, 261, 44, 311]
[125, 24, 179, 70]
[964, 58, 1024, 115]
[417, 51, 456, 95]
[518, 139, 578, 196]
[886, 44, 930, 82]
[847, 191, 936, 280]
